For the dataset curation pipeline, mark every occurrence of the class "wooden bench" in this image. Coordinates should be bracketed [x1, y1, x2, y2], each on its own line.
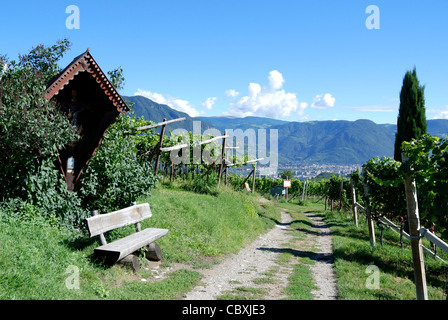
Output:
[85, 203, 168, 268]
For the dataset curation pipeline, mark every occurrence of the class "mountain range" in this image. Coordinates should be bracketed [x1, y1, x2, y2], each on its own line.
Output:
[124, 95, 448, 166]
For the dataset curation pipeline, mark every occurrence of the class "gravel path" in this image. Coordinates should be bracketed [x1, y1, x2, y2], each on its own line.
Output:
[305, 212, 338, 300]
[183, 207, 338, 300]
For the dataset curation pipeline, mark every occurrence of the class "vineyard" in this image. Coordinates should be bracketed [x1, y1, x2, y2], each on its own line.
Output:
[136, 113, 448, 299]
[130, 112, 448, 247]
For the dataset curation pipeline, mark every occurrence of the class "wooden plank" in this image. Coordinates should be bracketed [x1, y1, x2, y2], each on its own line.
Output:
[91, 210, 107, 245]
[127, 117, 186, 132]
[159, 135, 229, 154]
[94, 228, 168, 264]
[420, 228, 448, 256]
[86, 203, 152, 237]
[226, 158, 264, 167]
[160, 143, 189, 152]
[193, 135, 229, 147]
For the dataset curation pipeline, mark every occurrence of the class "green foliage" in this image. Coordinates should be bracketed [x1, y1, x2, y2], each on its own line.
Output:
[394, 67, 427, 162]
[107, 66, 125, 91]
[325, 175, 350, 207]
[280, 170, 294, 180]
[356, 134, 448, 239]
[77, 111, 159, 213]
[362, 157, 406, 220]
[402, 134, 448, 238]
[0, 40, 78, 200]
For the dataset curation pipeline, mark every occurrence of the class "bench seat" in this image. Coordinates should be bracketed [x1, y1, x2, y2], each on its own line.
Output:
[94, 227, 169, 265]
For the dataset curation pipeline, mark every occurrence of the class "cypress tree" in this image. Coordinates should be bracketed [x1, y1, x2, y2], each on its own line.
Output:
[394, 67, 427, 162]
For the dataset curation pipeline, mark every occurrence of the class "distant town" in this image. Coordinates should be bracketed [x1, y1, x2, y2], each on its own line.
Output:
[279, 164, 362, 179]
[230, 164, 362, 180]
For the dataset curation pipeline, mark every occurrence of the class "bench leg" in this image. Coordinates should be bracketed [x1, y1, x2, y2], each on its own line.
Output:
[145, 242, 162, 261]
[118, 254, 141, 272]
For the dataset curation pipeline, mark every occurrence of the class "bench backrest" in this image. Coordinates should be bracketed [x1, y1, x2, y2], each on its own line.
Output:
[86, 203, 152, 237]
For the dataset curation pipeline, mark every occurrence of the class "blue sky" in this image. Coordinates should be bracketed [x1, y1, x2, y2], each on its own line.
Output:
[1, 0, 447, 124]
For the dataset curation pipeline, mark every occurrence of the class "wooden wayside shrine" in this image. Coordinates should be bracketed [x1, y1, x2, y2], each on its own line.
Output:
[46, 49, 129, 190]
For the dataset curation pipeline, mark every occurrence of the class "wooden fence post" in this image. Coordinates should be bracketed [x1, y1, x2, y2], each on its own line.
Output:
[339, 180, 344, 211]
[301, 180, 306, 201]
[217, 131, 227, 188]
[324, 184, 328, 210]
[350, 176, 359, 227]
[154, 118, 167, 175]
[252, 164, 256, 193]
[402, 155, 428, 300]
[362, 167, 376, 247]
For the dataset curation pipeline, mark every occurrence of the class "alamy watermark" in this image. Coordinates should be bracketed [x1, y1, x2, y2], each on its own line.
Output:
[65, 265, 80, 290]
[168, 121, 278, 174]
[365, 5, 380, 30]
[66, 5, 80, 30]
[365, 265, 380, 289]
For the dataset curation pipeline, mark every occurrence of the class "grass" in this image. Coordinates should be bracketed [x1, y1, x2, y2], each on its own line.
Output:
[0, 183, 281, 300]
[144, 183, 280, 263]
[324, 208, 448, 300]
[3, 183, 446, 300]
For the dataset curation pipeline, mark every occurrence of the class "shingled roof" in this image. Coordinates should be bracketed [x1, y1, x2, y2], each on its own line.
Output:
[46, 48, 129, 113]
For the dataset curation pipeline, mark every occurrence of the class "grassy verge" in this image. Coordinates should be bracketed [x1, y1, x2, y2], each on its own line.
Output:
[324, 209, 448, 300]
[144, 183, 280, 263]
[0, 183, 280, 300]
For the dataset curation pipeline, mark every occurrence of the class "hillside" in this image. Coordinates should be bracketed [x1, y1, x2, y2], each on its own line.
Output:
[123, 95, 214, 132]
[274, 119, 396, 165]
[124, 95, 448, 165]
[195, 115, 288, 132]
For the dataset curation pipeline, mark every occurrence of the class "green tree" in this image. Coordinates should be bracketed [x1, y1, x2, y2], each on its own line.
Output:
[394, 67, 427, 162]
[280, 170, 294, 180]
[0, 39, 78, 200]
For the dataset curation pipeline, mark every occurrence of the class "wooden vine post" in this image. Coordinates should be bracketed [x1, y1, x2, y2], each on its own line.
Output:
[350, 176, 359, 227]
[154, 118, 167, 175]
[125, 117, 186, 175]
[338, 180, 344, 211]
[362, 167, 376, 247]
[402, 154, 428, 300]
[252, 164, 256, 194]
[217, 131, 227, 188]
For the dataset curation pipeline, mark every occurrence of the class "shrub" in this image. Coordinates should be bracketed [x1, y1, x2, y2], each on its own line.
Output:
[0, 40, 78, 201]
[76, 111, 159, 213]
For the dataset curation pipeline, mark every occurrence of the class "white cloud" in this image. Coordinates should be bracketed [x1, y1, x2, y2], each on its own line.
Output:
[226, 70, 307, 119]
[268, 70, 284, 90]
[202, 97, 217, 110]
[225, 89, 239, 98]
[311, 93, 336, 109]
[136, 89, 202, 117]
[432, 106, 448, 119]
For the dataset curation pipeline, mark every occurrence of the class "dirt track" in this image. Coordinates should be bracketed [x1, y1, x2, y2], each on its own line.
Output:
[183, 206, 338, 300]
